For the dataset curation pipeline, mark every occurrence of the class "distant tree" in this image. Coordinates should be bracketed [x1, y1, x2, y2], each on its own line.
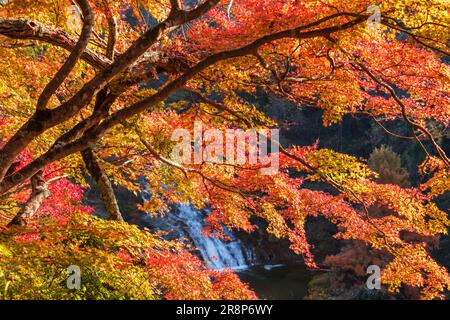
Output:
[368, 145, 410, 187]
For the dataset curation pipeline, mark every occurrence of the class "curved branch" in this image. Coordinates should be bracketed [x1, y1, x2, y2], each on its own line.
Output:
[327, 37, 450, 167]
[102, 15, 367, 126]
[102, 0, 117, 60]
[36, 0, 94, 111]
[7, 170, 49, 227]
[135, 127, 248, 196]
[0, 0, 221, 183]
[0, 15, 367, 194]
[0, 17, 110, 69]
[0, 18, 175, 71]
[357, 112, 416, 140]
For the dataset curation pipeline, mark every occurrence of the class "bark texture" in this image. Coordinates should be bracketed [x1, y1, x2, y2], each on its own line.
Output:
[8, 170, 49, 226]
[81, 148, 123, 221]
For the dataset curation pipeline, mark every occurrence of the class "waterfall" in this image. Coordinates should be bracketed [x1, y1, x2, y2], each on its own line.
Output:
[141, 203, 252, 270]
[177, 205, 248, 270]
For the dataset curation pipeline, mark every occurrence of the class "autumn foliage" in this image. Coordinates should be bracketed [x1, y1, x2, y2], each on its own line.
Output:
[0, 0, 449, 299]
[0, 213, 256, 299]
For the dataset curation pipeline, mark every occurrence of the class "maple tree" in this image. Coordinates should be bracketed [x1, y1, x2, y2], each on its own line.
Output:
[0, 0, 449, 299]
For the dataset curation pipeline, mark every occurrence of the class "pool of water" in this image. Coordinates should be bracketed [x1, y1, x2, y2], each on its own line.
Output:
[237, 264, 316, 300]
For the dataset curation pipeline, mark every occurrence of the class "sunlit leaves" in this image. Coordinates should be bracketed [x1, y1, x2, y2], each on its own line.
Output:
[0, 0, 449, 300]
[0, 213, 256, 300]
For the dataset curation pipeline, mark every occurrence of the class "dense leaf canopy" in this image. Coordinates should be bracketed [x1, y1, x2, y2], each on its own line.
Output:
[0, 0, 449, 299]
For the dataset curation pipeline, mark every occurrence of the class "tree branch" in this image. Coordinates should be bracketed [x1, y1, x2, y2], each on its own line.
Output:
[81, 147, 123, 221]
[102, 0, 117, 60]
[7, 170, 49, 227]
[36, 0, 94, 111]
[328, 37, 450, 167]
[0, 0, 221, 183]
[0, 17, 112, 69]
[0, 14, 367, 194]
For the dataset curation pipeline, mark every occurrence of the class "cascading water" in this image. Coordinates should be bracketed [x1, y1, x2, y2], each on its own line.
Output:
[176, 205, 249, 270]
[141, 201, 253, 270]
[133, 190, 313, 299]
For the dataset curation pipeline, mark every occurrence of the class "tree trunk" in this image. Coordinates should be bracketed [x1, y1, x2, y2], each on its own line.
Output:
[8, 170, 49, 226]
[81, 148, 123, 221]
